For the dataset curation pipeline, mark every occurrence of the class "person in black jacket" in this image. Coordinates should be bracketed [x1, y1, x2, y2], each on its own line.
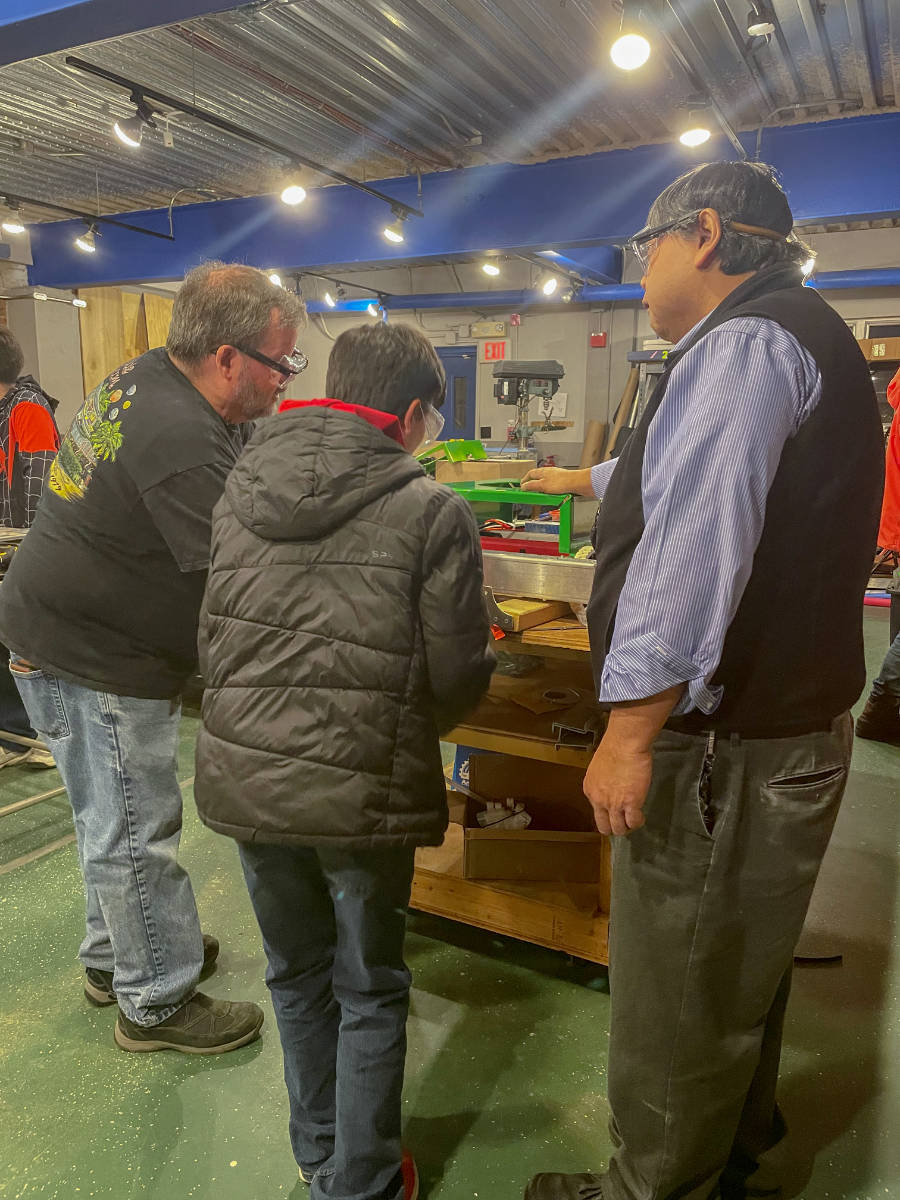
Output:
[195, 322, 495, 1200]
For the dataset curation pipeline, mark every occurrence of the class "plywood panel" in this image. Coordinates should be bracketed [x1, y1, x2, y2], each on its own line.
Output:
[79, 288, 126, 395]
[144, 293, 173, 349]
[122, 291, 149, 364]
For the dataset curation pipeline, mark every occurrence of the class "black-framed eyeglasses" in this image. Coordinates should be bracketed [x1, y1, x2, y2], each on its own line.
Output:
[626, 209, 704, 274]
[230, 344, 309, 378]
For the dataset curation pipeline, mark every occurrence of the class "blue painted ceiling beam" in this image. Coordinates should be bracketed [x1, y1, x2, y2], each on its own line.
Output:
[25, 111, 900, 292]
[0, 0, 245, 67]
[536, 246, 624, 285]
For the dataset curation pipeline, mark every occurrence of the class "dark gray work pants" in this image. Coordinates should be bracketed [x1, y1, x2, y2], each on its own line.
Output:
[602, 714, 853, 1200]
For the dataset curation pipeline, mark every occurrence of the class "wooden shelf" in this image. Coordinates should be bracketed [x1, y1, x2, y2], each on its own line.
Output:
[411, 825, 609, 965]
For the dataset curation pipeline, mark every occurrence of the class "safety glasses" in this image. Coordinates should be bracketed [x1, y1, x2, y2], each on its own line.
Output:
[626, 209, 704, 274]
[230, 344, 309, 378]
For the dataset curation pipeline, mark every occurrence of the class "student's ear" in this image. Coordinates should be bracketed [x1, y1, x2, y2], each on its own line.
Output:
[401, 398, 424, 446]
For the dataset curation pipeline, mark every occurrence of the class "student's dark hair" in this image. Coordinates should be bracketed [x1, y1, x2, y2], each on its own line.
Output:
[0, 328, 24, 385]
[647, 161, 812, 275]
[325, 323, 446, 418]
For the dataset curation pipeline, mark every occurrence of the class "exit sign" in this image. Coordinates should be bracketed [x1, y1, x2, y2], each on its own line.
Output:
[482, 340, 507, 362]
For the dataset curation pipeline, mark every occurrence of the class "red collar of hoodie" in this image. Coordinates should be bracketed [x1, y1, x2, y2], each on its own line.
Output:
[279, 398, 406, 446]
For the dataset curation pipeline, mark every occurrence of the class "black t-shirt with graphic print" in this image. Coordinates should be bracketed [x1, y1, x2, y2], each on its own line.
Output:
[0, 348, 250, 699]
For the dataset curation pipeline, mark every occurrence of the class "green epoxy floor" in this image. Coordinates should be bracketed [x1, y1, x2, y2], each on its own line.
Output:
[1, 614, 899, 1199]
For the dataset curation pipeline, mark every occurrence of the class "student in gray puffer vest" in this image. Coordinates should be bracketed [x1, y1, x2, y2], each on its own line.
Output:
[195, 322, 495, 1200]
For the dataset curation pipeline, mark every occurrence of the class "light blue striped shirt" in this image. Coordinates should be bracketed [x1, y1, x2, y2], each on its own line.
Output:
[589, 316, 822, 715]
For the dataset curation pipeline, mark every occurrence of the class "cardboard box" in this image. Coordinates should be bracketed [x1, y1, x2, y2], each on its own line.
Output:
[460, 754, 604, 882]
[435, 458, 536, 484]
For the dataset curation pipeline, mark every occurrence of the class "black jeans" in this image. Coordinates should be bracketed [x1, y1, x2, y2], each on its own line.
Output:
[239, 842, 416, 1200]
[602, 714, 853, 1200]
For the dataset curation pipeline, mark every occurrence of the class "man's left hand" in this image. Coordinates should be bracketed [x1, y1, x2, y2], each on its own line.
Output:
[583, 735, 652, 836]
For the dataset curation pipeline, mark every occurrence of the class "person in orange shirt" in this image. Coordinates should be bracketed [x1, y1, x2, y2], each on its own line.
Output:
[856, 362, 900, 741]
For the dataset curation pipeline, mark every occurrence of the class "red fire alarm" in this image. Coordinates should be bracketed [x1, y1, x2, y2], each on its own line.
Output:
[590, 332, 608, 348]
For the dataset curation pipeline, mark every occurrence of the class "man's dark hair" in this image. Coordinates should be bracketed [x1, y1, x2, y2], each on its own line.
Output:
[326, 323, 446, 418]
[648, 161, 812, 275]
[0, 328, 24, 386]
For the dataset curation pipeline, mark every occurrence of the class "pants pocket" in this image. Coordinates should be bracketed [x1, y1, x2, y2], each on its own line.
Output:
[9, 663, 70, 741]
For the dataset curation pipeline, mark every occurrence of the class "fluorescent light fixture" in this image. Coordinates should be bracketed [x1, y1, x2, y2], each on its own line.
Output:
[324, 291, 336, 307]
[113, 116, 143, 147]
[75, 226, 97, 254]
[801, 257, 816, 278]
[383, 217, 405, 243]
[610, 32, 650, 71]
[541, 275, 559, 296]
[747, 4, 775, 36]
[268, 272, 283, 287]
[73, 297, 87, 307]
[280, 184, 307, 206]
[482, 262, 501, 276]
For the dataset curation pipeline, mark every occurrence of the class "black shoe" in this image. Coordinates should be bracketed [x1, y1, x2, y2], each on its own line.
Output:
[113, 991, 263, 1054]
[84, 933, 220, 1007]
[855, 690, 900, 742]
[524, 1174, 605, 1199]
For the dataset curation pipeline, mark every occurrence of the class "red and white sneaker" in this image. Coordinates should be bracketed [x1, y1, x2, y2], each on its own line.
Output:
[401, 1150, 419, 1200]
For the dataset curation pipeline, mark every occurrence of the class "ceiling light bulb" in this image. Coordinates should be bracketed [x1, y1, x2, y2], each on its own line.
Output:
[561, 286, 575, 303]
[610, 32, 651, 71]
[268, 272, 282, 287]
[280, 184, 307, 206]
[383, 218, 405, 243]
[541, 276, 559, 296]
[33, 292, 48, 301]
[114, 116, 143, 148]
[482, 262, 501, 276]
[324, 291, 336, 307]
[747, 5, 775, 36]
[73, 297, 87, 308]
[801, 257, 816, 277]
[679, 125, 711, 148]
[2, 214, 25, 235]
[75, 227, 97, 254]
[367, 302, 379, 317]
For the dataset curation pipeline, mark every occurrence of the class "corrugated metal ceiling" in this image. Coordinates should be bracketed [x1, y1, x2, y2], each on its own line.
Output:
[0, 0, 897, 222]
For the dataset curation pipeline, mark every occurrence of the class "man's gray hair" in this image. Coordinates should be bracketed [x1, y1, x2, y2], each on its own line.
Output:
[647, 161, 812, 276]
[166, 260, 306, 364]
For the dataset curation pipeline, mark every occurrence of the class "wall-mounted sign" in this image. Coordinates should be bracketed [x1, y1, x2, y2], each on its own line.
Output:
[482, 340, 508, 362]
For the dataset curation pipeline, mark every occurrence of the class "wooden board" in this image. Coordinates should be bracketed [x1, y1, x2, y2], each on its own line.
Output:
[495, 598, 571, 632]
[122, 291, 149, 363]
[579, 419, 608, 468]
[412, 826, 609, 963]
[79, 288, 127, 395]
[522, 618, 591, 653]
[436, 458, 535, 483]
[144, 292, 174, 349]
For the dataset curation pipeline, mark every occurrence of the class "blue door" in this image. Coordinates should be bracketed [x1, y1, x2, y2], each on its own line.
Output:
[436, 345, 477, 441]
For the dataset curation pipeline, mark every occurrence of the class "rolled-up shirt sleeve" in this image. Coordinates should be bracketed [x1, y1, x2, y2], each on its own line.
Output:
[599, 319, 821, 714]
[590, 458, 617, 499]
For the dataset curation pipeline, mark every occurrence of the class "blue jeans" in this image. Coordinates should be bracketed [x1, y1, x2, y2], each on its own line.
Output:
[11, 662, 203, 1025]
[0, 645, 36, 752]
[239, 842, 415, 1200]
[872, 627, 900, 698]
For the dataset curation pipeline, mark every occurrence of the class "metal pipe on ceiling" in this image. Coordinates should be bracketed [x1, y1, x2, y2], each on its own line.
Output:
[64, 55, 425, 221]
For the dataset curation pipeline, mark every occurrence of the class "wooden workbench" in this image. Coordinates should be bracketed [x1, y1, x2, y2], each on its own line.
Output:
[410, 618, 612, 965]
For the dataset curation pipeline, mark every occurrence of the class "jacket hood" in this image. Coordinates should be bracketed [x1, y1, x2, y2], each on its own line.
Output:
[224, 399, 424, 540]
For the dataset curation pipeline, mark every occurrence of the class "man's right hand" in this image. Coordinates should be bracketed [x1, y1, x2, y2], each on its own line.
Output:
[519, 466, 595, 497]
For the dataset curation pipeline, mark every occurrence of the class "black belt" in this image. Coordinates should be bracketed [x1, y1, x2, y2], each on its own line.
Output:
[665, 715, 840, 741]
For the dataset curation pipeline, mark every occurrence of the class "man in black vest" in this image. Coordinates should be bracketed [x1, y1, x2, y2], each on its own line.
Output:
[526, 163, 883, 1199]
